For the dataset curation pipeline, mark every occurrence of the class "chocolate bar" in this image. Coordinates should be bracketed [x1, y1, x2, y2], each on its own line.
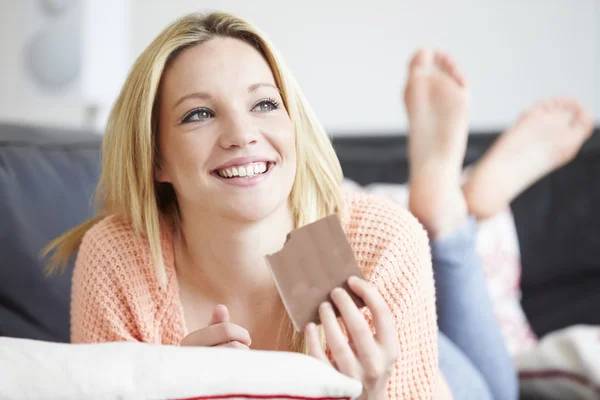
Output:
[266, 214, 366, 332]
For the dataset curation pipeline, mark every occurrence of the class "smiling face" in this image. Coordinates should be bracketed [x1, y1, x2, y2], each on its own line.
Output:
[156, 37, 297, 223]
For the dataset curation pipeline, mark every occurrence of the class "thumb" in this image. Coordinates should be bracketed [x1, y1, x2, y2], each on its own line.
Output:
[209, 304, 230, 325]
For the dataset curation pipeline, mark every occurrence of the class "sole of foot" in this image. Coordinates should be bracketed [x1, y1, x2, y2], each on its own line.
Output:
[463, 97, 595, 220]
[405, 49, 471, 239]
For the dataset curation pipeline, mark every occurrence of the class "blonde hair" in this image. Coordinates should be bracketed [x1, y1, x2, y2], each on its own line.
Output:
[43, 11, 344, 353]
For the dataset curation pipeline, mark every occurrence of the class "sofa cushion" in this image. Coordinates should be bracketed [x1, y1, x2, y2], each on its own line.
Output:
[0, 123, 101, 342]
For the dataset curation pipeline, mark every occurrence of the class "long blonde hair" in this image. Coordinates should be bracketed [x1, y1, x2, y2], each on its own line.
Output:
[43, 11, 344, 353]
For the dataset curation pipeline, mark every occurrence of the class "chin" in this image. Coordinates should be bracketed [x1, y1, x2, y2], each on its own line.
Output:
[216, 192, 291, 223]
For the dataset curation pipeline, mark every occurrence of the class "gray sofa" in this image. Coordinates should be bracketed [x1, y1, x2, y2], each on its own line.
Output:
[1, 122, 599, 343]
[0, 123, 100, 342]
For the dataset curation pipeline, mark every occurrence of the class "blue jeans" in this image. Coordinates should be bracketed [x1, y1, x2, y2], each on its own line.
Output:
[434, 217, 519, 400]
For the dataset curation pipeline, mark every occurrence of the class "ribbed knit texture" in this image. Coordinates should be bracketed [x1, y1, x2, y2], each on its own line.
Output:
[71, 192, 438, 399]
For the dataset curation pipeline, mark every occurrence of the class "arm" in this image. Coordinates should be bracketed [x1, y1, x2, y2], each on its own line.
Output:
[70, 231, 140, 343]
[369, 211, 439, 399]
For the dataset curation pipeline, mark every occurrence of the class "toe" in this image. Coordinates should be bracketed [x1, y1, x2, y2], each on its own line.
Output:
[551, 98, 563, 109]
[452, 68, 469, 88]
[433, 51, 445, 65]
[451, 64, 469, 87]
[409, 48, 430, 73]
[540, 98, 566, 113]
[433, 51, 468, 87]
[433, 51, 451, 73]
[584, 109, 595, 131]
[556, 98, 585, 127]
[540, 99, 553, 112]
[562, 97, 582, 112]
[571, 103, 594, 133]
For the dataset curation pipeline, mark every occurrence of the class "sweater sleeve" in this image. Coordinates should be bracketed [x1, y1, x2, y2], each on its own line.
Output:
[70, 217, 187, 345]
[346, 194, 438, 399]
[372, 213, 438, 399]
[70, 226, 141, 344]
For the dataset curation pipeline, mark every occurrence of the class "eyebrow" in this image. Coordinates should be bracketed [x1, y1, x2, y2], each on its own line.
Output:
[173, 91, 212, 109]
[173, 83, 281, 110]
[248, 82, 280, 94]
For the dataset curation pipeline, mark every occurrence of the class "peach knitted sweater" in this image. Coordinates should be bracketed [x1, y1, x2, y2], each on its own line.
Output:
[71, 192, 438, 399]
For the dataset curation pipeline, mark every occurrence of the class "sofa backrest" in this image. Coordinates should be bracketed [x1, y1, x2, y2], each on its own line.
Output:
[0, 123, 101, 342]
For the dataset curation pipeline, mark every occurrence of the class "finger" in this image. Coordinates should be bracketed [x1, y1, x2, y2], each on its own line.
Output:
[347, 276, 397, 353]
[209, 304, 230, 325]
[209, 323, 252, 346]
[305, 322, 330, 365]
[330, 287, 378, 362]
[319, 301, 359, 378]
[216, 341, 250, 350]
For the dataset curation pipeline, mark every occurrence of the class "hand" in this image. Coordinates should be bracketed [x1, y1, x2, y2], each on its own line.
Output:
[180, 304, 251, 349]
[305, 276, 399, 400]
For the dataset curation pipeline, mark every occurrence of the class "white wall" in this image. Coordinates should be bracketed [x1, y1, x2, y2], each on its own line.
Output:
[1, 0, 598, 134]
[0, 0, 130, 130]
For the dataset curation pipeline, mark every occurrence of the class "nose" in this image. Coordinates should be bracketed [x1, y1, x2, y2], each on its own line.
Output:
[218, 112, 258, 149]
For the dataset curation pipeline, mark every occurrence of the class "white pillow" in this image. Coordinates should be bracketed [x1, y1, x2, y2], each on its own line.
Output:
[0, 337, 362, 400]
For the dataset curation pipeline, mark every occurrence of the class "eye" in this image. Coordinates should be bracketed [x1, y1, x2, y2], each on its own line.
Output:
[252, 98, 281, 113]
[181, 108, 214, 124]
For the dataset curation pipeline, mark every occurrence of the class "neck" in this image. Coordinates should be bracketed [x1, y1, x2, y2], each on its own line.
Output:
[174, 201, 295, 304]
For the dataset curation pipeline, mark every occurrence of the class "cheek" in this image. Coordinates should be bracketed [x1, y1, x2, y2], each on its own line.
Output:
[274, 117, 296, 157]
[287, 125, 297, 166]
[163, 135, 214, 180]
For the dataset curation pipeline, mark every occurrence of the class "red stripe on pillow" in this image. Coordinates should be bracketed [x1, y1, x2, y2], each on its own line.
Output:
[519, 369, 600, 394]
[178, 395, 351, 400]
[179, 396, 351, 400]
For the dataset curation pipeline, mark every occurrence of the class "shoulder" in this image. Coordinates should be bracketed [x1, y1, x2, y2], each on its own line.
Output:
[75, 215, 167, 290]
[341, 191, 431, 279]
[78, 215, 148, 270]
[72, 216, 180, 343]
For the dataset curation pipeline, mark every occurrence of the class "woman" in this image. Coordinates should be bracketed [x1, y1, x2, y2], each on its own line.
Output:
[45, 11, 439, 400]
[45, 10, 594, 400]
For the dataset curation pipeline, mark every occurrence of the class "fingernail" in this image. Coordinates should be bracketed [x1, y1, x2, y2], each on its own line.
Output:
[331, 287, 344, 297]
[320, 301, 331, 311]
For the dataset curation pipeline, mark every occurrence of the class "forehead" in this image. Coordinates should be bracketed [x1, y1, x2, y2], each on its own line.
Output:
[162, 37, 277, 94]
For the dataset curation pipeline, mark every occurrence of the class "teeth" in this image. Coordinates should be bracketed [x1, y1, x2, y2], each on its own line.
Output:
[217, 162, 269, 179]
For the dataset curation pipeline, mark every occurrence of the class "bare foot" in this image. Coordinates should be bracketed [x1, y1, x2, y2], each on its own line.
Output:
[406, 49, 471, 239]
[463, 97, 595, 220]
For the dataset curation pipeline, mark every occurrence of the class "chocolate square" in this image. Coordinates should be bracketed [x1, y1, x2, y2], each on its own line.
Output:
[266, 214, 366, 331]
